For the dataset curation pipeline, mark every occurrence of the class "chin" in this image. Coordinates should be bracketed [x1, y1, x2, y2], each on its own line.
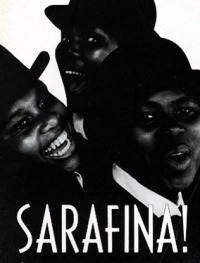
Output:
[164, 173, 196, 192]
[61, 152, 80, 172]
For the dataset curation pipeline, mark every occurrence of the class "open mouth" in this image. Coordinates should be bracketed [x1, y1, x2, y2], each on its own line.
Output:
[42, 130, 72, 159]
[65, 70, 85, 77]
[63, 70, 87, 94]
[163, 145, 191, 171]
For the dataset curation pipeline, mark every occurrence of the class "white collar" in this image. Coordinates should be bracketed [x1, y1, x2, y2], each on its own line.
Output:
[73, 171, 84, 188]
[113, 163, 184, 218]
[73, 113, 87, 140]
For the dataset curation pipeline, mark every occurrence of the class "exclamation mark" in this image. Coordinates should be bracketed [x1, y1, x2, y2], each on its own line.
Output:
[182, 205, 188, 253]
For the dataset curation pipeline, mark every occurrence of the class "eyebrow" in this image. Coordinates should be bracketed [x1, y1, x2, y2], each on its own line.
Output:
[5, 85, 47, 123]
[6, 109, 25, 123]
[142, 101, 160, 108]
[173, 97, 194, 105]
[143, 96, 195, 109]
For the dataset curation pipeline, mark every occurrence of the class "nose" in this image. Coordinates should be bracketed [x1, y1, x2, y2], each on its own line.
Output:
[164, 126, 185, 137]
[56, 39, 85, 69]
[39, 113, 59, 134]
[161, 115, 185, 138]
[66, 38, 81, 57]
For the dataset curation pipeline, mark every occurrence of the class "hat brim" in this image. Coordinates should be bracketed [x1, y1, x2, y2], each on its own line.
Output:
[191, 70, 200, 81]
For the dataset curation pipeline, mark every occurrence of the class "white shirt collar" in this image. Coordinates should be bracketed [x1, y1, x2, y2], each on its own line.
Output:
[73, 113, 87, 140]
[73, 171, 84, 188]
[113, 163, 184, 218]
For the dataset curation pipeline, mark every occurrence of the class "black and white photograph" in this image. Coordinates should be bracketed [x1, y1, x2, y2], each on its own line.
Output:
[0, 0, 200, 262]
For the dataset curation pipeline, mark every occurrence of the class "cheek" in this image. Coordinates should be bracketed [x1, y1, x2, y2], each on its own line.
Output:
[133, 128, 156, 154]
[189, 124, 200, 161]
[51, 102, 67, 117]
[191, 122, 200, 141]
[15, 135, 40, 156]
[86, 45, 117, 65]
[85, 50, 107, 65]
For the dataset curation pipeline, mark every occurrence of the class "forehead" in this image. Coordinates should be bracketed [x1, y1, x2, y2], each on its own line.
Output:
[8, 88, 36, 113]
[62, 26, 108, 37]
[0, 83, 47, 121]
[145, 90, 194, 107]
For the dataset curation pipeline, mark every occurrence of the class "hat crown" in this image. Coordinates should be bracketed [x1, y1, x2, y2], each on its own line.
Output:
[0, 45, 49, 112]
[0, 45, 49, 86]
[96, 38, 193, 119]
[45, 0, 157, 35]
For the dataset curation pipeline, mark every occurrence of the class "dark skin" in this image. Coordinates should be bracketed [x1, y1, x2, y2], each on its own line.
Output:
[120, 90, 200, 202]
[0, 81, 80, 172]
[56, 26, 118, 113]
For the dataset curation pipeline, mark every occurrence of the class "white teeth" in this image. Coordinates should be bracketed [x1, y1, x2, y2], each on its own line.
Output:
[46, 139, 71, 158]
[43, 130, 70, 156]
[51, 143, 56, 150]
[54, 139, 60, 147]
[50, 153, 58, 157]
[65, 70, 85, 76]
[57, 136, 64, 144]
[171, 152, 183, 157]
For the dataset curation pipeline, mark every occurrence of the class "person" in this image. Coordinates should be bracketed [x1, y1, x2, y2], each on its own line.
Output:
[83, 37, 192, 153]
[0, 45, 80, 172]
[45, 0, 158, 136]
[86, 46, 200, 262]
[0, 44, 93, 263]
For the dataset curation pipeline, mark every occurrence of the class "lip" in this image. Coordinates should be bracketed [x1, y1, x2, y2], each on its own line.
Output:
[163, 144, 192, 171]
[42, 130, 75, 160]
[69, 80, 88, 94]
[62, 69, 87, 94]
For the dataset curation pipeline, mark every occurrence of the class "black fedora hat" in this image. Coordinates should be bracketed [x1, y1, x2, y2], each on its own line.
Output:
[0, 45, 49, 86]
[0, 45, 50, 111]
[83, 38, 195, 149]
[85, 38, 193, 130]
[45, 0, 157, 40]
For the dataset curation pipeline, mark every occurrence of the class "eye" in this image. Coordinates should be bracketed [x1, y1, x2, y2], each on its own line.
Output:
[143, 112, 155, 120]
[142, 111, 157, 121]
[62, 37, 70, 43]
[175, 107, 197, 119]
[38, 98, 47, 109]
[137, 111, 159, 128]
[38, 92, 53, 109]
[8, 116, 32, 136]
[83, 34, 106, 49]
[87, 37, 98, 44]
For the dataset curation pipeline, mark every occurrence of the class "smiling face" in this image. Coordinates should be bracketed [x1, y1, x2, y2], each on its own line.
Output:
[0, 81, 79, 172]
[56, 26, 118, 112]
[131, 90, 200, 192]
